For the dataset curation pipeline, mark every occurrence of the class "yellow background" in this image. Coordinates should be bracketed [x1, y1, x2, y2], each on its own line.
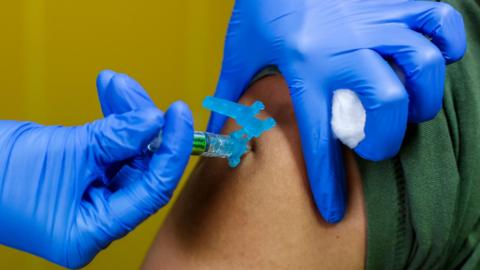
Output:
[0, 0, 233, 269]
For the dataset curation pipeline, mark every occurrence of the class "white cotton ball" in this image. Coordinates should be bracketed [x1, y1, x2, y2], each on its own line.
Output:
[331, 89, 366, 149]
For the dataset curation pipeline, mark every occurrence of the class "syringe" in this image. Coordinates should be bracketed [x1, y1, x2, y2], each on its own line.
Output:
[146, 96, 275, 167]
[147, 131, 251, 158]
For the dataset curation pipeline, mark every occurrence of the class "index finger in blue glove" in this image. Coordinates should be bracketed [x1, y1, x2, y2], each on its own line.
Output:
[96, 71, 164, 188]
[96, 70, 157, 116]
[395, 1, 466, 63]
[283, 66, 346, 224]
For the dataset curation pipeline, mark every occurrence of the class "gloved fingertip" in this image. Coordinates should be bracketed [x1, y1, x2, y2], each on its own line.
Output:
[309, 163, 347, 224]
[315, 192, 346, 224]
[97, 70, 117, 91]
[323, 210, 345, 224]
[116, 73, 144, 90]
[354, 144, 397, 162]
[442, 8, 467, 64]
[169, 101, 193, 118]
[445, 41, 467, 64]
[164, 101, 194, 131]
[109, 73, 130, 91]
[407, 103, 441, 123]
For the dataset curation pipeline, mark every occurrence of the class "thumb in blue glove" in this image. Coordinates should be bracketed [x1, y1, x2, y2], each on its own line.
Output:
[0, 72, 193, 268]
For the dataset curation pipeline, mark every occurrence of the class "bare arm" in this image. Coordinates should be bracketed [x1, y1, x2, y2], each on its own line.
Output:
[143, 74, 366, 270]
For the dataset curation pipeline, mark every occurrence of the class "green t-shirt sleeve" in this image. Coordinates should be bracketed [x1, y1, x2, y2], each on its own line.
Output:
[361, 1, 480, 269]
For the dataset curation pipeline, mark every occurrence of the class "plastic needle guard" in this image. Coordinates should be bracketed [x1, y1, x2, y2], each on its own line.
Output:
[203, 96, 276, 167]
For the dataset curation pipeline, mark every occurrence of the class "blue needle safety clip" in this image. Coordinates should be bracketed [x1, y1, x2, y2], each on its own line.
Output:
[148, 96, 276, 167]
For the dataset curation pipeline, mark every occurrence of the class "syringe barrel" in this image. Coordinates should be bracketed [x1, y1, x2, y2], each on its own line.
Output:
[193, 132, 234, 158]
[148, 131, 237, 158]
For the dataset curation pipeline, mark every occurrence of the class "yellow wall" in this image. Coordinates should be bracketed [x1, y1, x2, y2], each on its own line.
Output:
[0, 0, 234, 269]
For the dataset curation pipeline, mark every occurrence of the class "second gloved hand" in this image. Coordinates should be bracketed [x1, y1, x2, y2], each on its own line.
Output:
[0, 72, 193, 268]
[209, 0, 466, 223]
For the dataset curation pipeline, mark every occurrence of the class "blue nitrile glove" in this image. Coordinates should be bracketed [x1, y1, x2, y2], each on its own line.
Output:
[208, 0, 466, 223]
[0, 71, 193, 268]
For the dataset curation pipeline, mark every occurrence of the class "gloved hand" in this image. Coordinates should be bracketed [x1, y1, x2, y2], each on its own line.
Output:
[209, 0, 466, 223]
[0, 71, 193, 268]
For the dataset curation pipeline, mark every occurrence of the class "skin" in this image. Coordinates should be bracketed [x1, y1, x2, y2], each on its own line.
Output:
[143, 75, 366, 269]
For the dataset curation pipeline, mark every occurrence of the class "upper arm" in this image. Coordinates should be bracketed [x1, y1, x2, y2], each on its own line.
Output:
[142, 75, 366, 270]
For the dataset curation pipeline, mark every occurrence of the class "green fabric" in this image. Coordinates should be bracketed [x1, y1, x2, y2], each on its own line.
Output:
[360, 1, 480, 269]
